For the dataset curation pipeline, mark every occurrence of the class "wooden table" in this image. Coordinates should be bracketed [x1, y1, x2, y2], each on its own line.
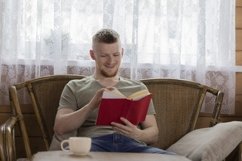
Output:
[32, 151, 191, 161]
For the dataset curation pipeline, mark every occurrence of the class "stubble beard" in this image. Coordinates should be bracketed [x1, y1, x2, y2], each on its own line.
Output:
[100, 68, 119, 78]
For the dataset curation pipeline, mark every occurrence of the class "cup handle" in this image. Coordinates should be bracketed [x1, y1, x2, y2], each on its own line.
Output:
[61, 140, 70, 152]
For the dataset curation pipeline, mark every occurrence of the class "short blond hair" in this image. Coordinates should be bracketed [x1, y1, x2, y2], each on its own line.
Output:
[92, 28, 120, 44]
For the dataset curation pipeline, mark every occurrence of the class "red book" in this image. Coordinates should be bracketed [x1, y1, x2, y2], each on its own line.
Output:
[96, 88, 152, 125]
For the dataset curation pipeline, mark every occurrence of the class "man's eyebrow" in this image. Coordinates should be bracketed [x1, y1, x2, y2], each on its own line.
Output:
[100, 52, 120, 55]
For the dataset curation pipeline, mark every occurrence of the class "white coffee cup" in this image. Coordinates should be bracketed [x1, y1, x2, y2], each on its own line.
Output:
[61, 137, 91, 156]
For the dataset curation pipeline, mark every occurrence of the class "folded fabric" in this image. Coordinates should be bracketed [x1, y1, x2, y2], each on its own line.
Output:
[167, 121, 242, 161]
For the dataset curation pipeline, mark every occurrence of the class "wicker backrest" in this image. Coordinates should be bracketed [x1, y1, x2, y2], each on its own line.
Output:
[9, 75, 85, 158]
[141, 78, 223, 149]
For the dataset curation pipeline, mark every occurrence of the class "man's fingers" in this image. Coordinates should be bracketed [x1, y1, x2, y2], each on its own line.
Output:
[120, 117, 134, 127]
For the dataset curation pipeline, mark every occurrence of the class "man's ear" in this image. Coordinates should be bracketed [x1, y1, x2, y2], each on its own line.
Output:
[121, 48, 124, 57]
[90, 50, 96, 60]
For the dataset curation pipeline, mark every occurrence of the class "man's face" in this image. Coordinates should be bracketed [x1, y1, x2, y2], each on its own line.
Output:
[90, 41, 123, 78]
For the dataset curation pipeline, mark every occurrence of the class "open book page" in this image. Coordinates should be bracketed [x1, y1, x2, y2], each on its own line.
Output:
[102, 87, 150, 100]
[102, 88, 126, 99]
[127, 89, 151, 100]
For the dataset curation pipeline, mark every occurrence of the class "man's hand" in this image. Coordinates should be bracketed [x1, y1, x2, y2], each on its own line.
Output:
[88, 88, 106, 110]
[111, 117, 143, 141]
[111, 115, 159, 145]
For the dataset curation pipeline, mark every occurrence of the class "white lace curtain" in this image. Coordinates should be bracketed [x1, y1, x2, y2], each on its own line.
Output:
[0, 0, 235, 114]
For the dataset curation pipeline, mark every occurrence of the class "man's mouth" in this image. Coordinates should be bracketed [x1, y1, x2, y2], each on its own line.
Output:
[105, 65, 116, 69]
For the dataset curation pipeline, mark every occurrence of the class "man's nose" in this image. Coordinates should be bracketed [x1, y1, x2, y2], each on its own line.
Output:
[107, 56, 114, 64]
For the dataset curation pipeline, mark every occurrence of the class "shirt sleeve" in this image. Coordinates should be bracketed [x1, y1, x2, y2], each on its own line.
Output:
[137, 81, 156, 115]
[58, 81, 78, 110]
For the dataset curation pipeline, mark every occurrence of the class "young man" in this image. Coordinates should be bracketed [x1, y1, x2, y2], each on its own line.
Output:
[50, 29, 173, 154]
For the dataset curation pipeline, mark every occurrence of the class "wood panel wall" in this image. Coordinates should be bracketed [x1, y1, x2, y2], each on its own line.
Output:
[235, 0, 242, 116]
[0, 0, 242, 158]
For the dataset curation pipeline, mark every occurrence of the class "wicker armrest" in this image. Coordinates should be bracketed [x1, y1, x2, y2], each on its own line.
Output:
[207, 88, 224, 127]
[0, 122, 6, 161]
[2, 116, 18, 161]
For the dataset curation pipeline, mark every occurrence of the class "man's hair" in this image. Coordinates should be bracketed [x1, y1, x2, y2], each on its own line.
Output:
[92, 28, 120, 44]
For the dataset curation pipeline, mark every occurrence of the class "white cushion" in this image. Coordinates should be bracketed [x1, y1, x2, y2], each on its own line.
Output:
[167, 121, 242, 161]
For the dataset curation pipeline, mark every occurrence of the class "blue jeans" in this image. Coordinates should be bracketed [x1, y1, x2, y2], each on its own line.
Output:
[91, 133, 175, 155]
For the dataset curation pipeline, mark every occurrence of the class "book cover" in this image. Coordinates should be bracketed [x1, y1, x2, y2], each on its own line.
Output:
[96, 88, 152, 125]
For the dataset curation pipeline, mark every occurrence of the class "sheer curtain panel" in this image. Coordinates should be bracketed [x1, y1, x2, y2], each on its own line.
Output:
[0, 0, 235, 114]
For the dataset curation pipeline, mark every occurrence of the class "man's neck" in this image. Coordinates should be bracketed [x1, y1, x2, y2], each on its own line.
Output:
[94, 74, 120, 87]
